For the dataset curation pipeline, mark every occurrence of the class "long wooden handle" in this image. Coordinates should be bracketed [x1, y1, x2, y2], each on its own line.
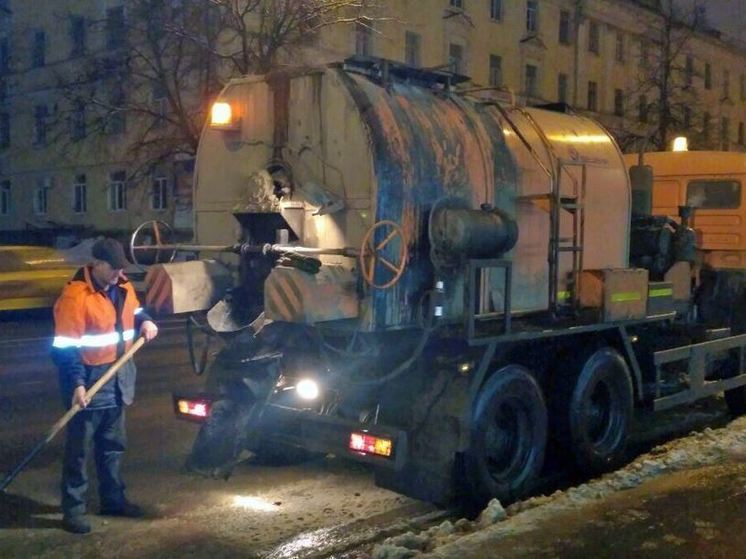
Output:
[47, 336, 147, 442]
[1, 337, 146, 492]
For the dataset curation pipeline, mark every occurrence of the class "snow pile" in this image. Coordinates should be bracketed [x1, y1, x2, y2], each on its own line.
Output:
[370, 416, 746, 558]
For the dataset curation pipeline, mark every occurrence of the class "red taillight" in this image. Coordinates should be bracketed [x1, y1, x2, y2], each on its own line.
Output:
[349, 432, 393, 458]
[176, 398, 211, 420]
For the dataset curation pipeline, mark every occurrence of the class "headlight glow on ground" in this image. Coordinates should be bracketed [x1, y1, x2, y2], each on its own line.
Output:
[232, 495, 279, 512]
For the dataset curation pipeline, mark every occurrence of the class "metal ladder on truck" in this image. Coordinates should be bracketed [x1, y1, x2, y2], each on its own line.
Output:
[476, 101, 588, 315]
[548, 159, 587, 313]
[517, 159, 587, 314]
[488, 103, 587, 314]
[518, 107, 588, 314]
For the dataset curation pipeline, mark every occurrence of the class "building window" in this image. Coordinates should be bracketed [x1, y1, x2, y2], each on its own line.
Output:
[32, 29, 46, 68]
[525, 64, 538, 97]
[559, 10, 571, 45]
[73, 174, 87, 214]
[739, 122, 744, 145]
[152, 176, 168, 210]
[614, 89, 624, 116]
[526, 1, 538, 34]
[0, 180, 9, 216]
[639, 39, 649, 68]
[0, 36, 9, 75]
[704, 62, 712, 89]
[683, 106, 691, 129]
[703, 112, 711, 142]
[615, 31, 625, 63]
[404, 31, 421, 67]
[558, 73, 568, 103]
[489, 54, 502, 87]
[34, 178, 50, 215]
[721, 117, 730, 149]
[107, 86, 126, 135]
[723, 70, 730, 100]
[70, 100, 86, 141]
[685, 56, 694, 87]
[490, 0, 502, 21]
[588, 21, 600, 54]
[108, 171, 127, 211]
[587, 81, 598, 111]
[0, 111, 8, 148]
[355, 23, 372, 57]
[449, 43, 464, 74]
[638, 95, 648, 123]
[33, 104, 48, 146]
[106, 6, 126, 50]
[450, 0, 464, 8]
[70, 15, 86, 58]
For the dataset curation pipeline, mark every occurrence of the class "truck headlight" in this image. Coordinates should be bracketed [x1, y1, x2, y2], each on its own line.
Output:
[296, 379, 320, 400]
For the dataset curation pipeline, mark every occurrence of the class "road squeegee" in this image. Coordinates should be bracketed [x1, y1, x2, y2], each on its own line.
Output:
[0, 336, 146, 493]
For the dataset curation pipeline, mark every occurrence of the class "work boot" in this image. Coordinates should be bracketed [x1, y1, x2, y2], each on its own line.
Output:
[62, 514, 91, 534]
[99, 500, 144, 518]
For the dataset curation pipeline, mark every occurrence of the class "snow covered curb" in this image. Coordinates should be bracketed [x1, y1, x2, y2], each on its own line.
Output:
[372, 416, 746, 559]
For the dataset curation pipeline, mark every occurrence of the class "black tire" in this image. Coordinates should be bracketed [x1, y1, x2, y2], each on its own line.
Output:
[186, 399, 244, 477]
[721, 350, 746, 416]
[725, 386, 746, 416]
[464, 365, 547, 505]
[555, 347, 633, 474]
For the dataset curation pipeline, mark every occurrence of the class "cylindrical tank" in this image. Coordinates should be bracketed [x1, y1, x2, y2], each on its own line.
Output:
[193, 63, 630, 330]
[430, 206, 518, 262]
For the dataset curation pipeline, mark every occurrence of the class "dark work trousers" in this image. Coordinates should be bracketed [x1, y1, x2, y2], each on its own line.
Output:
[61, 406, 126, 517]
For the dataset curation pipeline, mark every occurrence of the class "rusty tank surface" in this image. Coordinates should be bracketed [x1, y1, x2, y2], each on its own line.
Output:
[136, 58, 746, 507]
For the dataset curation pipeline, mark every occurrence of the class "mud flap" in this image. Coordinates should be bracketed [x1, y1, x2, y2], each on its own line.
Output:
[185, 399, 261, 479]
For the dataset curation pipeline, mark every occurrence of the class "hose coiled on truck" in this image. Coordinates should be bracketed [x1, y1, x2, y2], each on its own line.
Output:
[316, 287, 439, 388]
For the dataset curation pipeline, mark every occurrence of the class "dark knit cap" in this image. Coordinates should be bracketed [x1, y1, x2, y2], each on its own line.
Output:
[92, 238, 129, 269]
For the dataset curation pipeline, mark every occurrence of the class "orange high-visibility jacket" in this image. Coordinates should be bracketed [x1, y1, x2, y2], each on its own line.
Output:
[53, 266, 143, 365]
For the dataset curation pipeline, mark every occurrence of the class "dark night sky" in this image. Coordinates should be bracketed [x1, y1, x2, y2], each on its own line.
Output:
[680, 0, 746, 42]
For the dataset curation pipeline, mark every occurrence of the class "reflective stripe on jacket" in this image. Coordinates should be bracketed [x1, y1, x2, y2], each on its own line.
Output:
[53, 266, 141, 366]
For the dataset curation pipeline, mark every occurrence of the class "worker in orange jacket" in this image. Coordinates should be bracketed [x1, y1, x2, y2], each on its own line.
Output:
[51, 238, 158, 534]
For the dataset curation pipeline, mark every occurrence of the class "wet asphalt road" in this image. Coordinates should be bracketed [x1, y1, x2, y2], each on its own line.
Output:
[0, 313, 435, 558]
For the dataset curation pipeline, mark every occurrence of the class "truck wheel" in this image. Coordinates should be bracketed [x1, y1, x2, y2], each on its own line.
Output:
[186, 399, 243, 477]
[464, 365, 547, 505]
[725, 386, 746, 416]
[555, 347, 633, 474]
[721, 351, 746, 416]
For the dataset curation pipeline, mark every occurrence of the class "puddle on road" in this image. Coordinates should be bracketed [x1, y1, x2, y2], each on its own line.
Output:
[264, 526, 345, 559]
[263, 504, 445, 559]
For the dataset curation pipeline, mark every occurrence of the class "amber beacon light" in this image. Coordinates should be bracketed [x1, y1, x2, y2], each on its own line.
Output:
[672, 136, 689, 152]
[210, 101, 238, 129]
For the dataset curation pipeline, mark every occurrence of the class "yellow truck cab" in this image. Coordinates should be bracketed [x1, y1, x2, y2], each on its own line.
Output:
[623, 150, 746, 330]
[624, 151, 746, 270]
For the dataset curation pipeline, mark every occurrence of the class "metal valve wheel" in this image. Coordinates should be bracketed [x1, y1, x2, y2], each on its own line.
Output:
[129, 220, 176, 266]
[359, 220, 408, 289]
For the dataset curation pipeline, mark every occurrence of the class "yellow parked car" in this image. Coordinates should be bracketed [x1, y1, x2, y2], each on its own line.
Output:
[0, 246, 77, 311]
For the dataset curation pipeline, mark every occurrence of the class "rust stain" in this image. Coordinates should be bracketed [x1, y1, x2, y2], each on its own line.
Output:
[338, 68, 517, 328]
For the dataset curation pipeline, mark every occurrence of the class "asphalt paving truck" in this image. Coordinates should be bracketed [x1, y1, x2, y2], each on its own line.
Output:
[132, 57, 746, 506]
